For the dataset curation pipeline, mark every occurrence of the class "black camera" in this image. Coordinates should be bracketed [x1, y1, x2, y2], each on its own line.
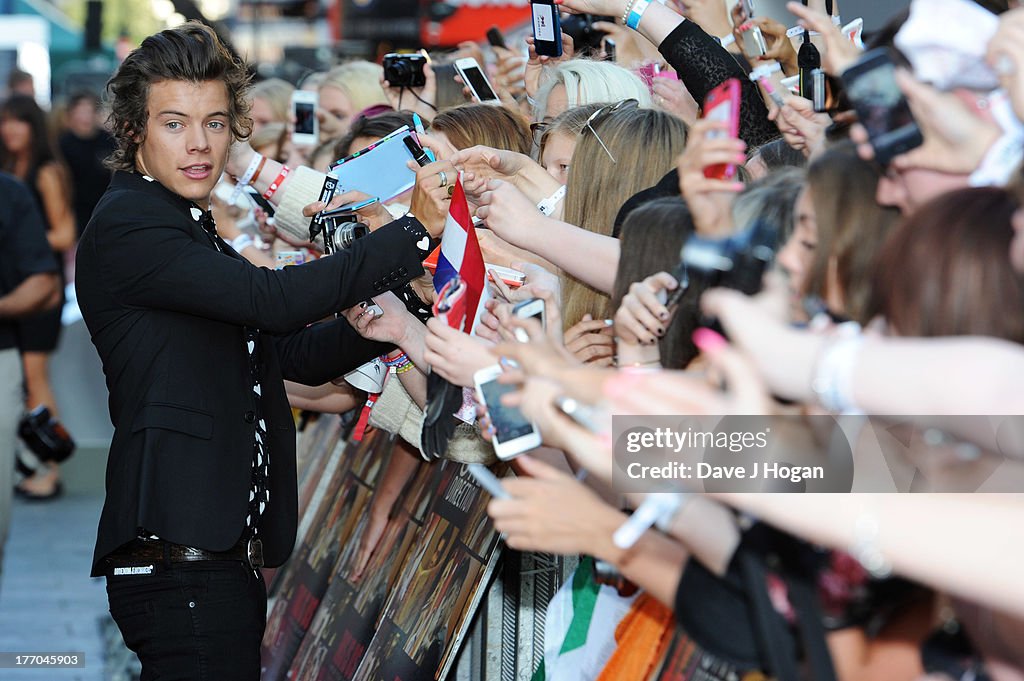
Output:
[383, 53, 428, 88]
[559, 14, 615, 54]
[682, 218, 778, 295]
[18, 405, 75, 463]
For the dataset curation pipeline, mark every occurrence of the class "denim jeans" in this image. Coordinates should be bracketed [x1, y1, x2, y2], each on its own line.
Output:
[106, 560, 266, 680]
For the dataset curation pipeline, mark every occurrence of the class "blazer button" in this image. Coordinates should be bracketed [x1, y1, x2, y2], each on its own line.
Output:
[244, 411, 256, 423]
[398, 266, 408, 276]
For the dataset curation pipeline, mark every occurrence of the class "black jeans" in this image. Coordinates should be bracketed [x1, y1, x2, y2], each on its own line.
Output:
[106, 560, 266, 681]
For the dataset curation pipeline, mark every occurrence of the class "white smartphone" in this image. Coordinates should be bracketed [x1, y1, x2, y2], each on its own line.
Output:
[291, 90, 319, 146]
[512, 297, 545, 343]
[474, 365, 542, 460]
[486, 264, 526, 289]
[454, 57, 501, 105]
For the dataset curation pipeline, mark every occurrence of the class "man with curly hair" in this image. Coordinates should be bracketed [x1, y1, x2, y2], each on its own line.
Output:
[75, 22, 438, 679]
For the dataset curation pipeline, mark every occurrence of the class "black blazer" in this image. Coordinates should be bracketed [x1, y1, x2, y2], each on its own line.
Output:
[77, 171, 427, 576]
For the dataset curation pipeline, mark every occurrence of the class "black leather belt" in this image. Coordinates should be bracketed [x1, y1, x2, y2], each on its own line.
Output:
[106, 535, 264, 569]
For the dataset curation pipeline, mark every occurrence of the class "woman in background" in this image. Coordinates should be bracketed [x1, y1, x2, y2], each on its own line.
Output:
[0, 94, 76, 500]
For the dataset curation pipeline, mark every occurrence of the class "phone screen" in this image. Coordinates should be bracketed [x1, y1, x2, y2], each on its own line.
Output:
[479, 378, 535, 444]
[462, 65, 498, 102]
[532, 3, 557, 42]
[704, 99, 733, 140]
[845, 61, 914, 141]
[294, 102, 316, 135]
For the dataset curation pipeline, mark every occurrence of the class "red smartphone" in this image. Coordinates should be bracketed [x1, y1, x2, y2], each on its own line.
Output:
[702, 79, 741, 181]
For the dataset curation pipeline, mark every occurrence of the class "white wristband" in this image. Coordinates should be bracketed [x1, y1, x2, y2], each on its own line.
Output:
[969, 132, 1024, 188]
[718, 33, 736, 48]
[749, 61, 782, 81]
[230, 233, 255, 253]
[537, 185, 567, 216]
[811, 322, 863, 414]
[230, 153, 264, 204]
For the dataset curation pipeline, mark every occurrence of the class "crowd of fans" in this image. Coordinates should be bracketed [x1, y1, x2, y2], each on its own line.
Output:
[6, 0, 1024, 677]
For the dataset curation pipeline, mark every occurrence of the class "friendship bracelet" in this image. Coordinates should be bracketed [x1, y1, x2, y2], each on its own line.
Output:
[381, 351, 408, 367]
[627, 0, 652, 30]
[262, 165, 291, 201]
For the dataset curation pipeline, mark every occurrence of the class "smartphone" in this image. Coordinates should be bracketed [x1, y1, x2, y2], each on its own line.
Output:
[603, 38, 616, 62]
[740, 24, 767, 58]
[486, 26, 507, 50]
[454, 57, 501, 105]
[512, 297, 545, 342]
[291, 90, 318, 147]
[531, 0, 563, 58]
[841, 49, 924, 166]
[702, 79, 741, 181]
[467, 463, 511, 499]
[474, 365, 542, 460]
[486, 265, 526, 289]
[656, 258, 690, 309]
[243, 185, 275, 217]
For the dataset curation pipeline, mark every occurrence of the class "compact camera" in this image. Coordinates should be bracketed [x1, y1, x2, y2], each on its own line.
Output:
[383, 53, 428, 88]
[325, 217, 369, 253]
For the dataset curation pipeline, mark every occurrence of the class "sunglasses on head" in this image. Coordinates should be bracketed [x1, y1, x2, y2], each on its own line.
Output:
[581, 99, 640, 164]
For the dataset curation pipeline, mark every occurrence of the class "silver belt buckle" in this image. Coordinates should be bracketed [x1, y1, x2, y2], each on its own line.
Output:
[246, 537, 264, 568]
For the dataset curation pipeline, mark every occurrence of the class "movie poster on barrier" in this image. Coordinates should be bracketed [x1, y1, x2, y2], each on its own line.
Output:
[353, 461, 506, 681]
[265, 415, 345, 596]
[295, 415, 343, 522]
[286, 456, 435, 680]
[261, 428, 393, 681]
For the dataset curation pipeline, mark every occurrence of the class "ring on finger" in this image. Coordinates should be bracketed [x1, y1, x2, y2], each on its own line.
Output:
[447, 184, 455, 198]
[439, 170, 449, 188]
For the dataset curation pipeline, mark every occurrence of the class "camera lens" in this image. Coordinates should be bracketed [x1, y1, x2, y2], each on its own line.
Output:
[332, 221, 369, 250]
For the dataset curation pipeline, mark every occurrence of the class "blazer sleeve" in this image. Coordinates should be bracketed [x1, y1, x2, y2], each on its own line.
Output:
[271, 316, 390, 386]
[93, 199, 426, 335]
[659, 20, 780, 149]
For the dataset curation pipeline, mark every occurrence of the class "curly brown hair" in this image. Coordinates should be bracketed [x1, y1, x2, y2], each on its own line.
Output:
[105, 21, 252, 171]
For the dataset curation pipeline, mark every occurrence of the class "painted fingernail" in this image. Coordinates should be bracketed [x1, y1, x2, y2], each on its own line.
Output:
[659, 311, 669, 320]
[657, 327, 665, 336]
[604, 319, 615, 326]
[693, 328, 728, 352]
[649, 337, 657, 345]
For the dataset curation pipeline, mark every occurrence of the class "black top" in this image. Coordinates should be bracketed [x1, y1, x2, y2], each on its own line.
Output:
[58, 129, 115, 237]
[76, 170, 430, 575]
[659, 20, 780, 149]
[0, 171, 58, 351]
